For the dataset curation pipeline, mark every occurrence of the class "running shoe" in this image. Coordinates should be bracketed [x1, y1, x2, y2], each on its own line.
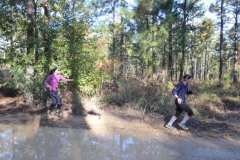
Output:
[55, 111, 60, 116]
[165, 124, 175, 129]
[45, 112, 51, 116]
[178, 123, 189, 130]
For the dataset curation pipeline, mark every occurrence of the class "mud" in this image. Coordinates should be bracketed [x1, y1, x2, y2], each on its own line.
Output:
[0, 113, 239, 160]
[0, 97, 239, 159]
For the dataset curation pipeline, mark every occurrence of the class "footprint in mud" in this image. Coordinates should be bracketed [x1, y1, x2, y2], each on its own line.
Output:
[45, 103, 74, 120]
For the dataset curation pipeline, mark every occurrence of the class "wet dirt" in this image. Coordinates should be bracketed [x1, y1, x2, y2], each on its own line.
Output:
[0, 97, 239, 159]
[0, 113, 240, 160]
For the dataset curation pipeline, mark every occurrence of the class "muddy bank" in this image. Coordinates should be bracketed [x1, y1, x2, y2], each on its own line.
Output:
[0, 96, 239, 159]
[0, 96, 239, 140]
[0, 112, 240, 160]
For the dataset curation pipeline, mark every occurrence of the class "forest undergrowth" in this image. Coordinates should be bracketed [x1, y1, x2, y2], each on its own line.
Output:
[99, 78, 240, 138]
[0, 78, 239, 138]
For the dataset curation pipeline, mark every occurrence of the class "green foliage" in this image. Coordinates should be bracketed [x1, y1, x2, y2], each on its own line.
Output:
[199, 92, 221, 104]
[100, 77, 176, 114]
[223, 74, 231, 87]
[0, 0, 238, 104]
[0, 0, 104, 102]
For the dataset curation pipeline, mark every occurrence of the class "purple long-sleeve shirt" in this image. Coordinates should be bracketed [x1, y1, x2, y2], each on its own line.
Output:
[44, 74, 72, 91]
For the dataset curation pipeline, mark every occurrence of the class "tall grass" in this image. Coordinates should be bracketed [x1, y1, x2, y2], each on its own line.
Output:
[100, 77, 176, 115]
[100, 78, 240, 118]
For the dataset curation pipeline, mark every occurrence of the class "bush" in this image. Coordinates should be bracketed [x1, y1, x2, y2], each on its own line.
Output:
[100, 77, 176, 115]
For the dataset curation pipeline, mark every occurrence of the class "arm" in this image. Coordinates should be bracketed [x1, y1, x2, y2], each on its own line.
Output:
[44, 75, 52, 89]
[59, 75, 74, 82]
[172, 83, 183, 104]
[187, 90, 193, 94]
[172, 83, 182, 98]
[186, 85, 193, 94]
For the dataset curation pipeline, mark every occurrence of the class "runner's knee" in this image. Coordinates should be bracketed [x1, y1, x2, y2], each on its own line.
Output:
[56, 104, 62, 109]
[188, 110, 193, 117]
[49, 104, 55, 110]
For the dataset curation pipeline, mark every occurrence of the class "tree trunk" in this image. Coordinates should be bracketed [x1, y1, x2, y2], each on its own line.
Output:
[179, 0, 187, 82]
[161, 45, 167, 82]
[152, 15, 157, 75]
[111, 0, 116, 77]
[175, 52, 178, 80]
[34, 1, 38, 66]
[119, 0, 125, 76]
[43, 0, 50, 71]
[69, 0, 79, 90]
[27, 0, 35, 50]
[167, 1, 174, 81]
[135, 59, 138, 76]
[233, 1, 239, 84]
[190, 30, 195, 78]
[168, 23, 173, 80]
[200, 49, 204, 79]
[204, 49, 207, 80]
[206, 51, 210, 80]
[25, 0, 36, 105]
[195, 56, 198, 79]
[219, 0, 224, 81]
[10, 4, 14, 60]
[42, 0, 50, 106]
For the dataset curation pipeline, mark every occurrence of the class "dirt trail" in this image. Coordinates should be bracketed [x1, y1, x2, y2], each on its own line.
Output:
[0, 96, 239, 140]
[0, 97, 240, 159]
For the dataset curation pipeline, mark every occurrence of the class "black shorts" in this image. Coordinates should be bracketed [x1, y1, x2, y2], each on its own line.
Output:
[175, 98, 193, 117]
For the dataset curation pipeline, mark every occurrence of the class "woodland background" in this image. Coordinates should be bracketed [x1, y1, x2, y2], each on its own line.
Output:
[0, 0, 239, 115]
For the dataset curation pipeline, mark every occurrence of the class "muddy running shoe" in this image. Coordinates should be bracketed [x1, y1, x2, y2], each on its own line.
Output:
[165, 124, 175, 129]
[45, 112, 51, 116]
[178, 123, 189, 130]
[55, 111, 60, 116]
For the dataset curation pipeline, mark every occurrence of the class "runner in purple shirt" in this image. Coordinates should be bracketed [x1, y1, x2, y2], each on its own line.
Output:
[44, 66, 73, 116]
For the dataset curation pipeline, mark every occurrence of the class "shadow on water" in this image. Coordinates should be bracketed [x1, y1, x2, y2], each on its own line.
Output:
[0, 112, 240, 160]
[71, 90, 86, 116]
[39, 89, 90, 130]
[0, 90, 239, 159]
[0, 114, 166, 160]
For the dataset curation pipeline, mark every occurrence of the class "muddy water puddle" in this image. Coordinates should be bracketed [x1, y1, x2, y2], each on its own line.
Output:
[0, 114, 239, 160]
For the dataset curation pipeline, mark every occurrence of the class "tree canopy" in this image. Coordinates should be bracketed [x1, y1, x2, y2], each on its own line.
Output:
[0, 0, 239, 103]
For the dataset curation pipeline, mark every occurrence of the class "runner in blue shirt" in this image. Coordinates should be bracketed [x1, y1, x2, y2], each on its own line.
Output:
[165, 74, 194, 130]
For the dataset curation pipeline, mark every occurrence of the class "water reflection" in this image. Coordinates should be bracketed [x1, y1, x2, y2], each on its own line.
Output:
[0, 115, 239, 160]
[0, 117, 169, 160]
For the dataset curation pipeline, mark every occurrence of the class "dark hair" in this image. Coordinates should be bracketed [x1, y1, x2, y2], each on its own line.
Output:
[49, 66, 59, 75]
[183, 74, 192, 81]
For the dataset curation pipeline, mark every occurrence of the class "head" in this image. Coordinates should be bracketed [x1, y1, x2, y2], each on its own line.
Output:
[183, 74, 193, 84]
[50, 66, 60, 75]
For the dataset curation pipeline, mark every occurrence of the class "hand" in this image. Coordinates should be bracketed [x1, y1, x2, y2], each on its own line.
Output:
[177, 98, 182, 105]
[193, 90, 198, 94]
